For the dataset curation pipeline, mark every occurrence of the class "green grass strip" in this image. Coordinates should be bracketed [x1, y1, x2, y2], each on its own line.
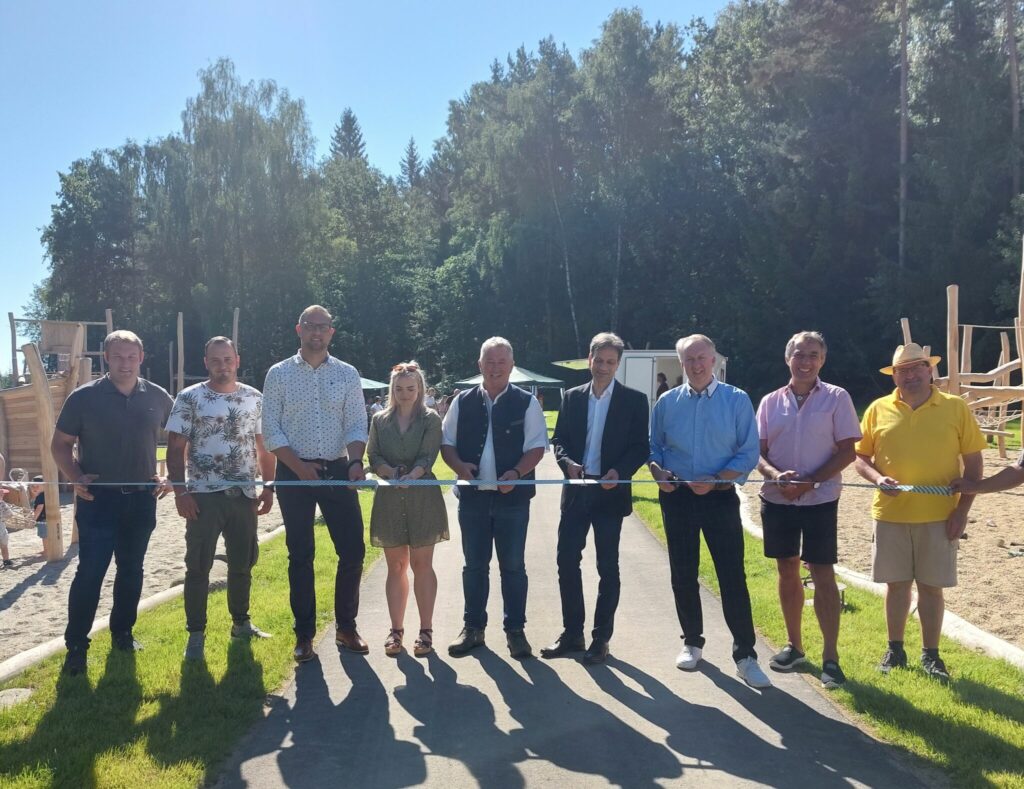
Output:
[0, 490, 379, 789]
[631, 465, 1024, 788]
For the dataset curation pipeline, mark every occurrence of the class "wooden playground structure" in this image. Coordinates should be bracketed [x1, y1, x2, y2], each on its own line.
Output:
[901, 245, 1024, 458]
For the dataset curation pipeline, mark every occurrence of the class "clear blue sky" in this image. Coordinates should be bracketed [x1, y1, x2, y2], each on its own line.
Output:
[0, 0, 727, 375]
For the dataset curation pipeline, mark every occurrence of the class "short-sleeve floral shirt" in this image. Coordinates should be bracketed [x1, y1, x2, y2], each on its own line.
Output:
[165, 382, 263, 497]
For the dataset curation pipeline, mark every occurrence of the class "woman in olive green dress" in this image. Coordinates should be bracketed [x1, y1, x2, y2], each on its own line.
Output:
[367, 361, 449, 656]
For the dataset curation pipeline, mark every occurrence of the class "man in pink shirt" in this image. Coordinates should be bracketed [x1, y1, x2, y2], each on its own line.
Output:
[755, 331, 861, 688]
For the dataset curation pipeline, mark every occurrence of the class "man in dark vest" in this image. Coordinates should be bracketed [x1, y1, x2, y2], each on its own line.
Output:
[542, 332, 649, 664]
[441, 337, 548, 658]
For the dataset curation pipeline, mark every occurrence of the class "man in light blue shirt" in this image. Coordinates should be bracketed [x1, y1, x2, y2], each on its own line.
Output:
[649, 334, 770, 689]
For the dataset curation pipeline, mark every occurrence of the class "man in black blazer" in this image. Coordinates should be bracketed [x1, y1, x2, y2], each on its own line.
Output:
[542, 332, 650, 664]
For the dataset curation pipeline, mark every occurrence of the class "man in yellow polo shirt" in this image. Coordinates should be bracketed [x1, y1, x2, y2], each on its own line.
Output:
[855, 343, 985, 681]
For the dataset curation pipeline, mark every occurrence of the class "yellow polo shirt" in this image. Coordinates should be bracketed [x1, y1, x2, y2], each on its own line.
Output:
[856, 387, 986, 523]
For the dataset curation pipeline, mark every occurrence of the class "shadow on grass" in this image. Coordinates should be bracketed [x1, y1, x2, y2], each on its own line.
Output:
[0, 648, 141, 787]
[844, 678, 1024, 786]
[946, 674, 1024, 726]
[144, 639, 266, 779]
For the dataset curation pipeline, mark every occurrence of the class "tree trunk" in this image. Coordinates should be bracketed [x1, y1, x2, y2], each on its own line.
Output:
[611, 221, 623, 332]
[545, 155, 582, 355]
[1007, 0, 1021, 196]
[899, 0, 909, 272]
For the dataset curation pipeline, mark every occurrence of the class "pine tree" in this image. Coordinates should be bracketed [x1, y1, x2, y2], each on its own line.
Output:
[399, 137, 422, 187]
[330, 108, 366, 161]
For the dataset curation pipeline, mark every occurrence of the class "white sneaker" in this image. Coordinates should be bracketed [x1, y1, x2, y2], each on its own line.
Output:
[675, 645, 703, 670]
[736, 657, 772, 689]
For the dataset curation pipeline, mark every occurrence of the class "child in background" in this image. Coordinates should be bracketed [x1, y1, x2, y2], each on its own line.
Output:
[30, 475, 47, 555]
[0, 495, 11, 567]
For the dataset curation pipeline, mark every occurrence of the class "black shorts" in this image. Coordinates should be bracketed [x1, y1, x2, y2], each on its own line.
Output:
[760, 497, 838, 565]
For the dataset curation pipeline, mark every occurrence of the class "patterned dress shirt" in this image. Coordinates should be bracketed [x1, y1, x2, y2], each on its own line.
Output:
[262, 353, 368, 460]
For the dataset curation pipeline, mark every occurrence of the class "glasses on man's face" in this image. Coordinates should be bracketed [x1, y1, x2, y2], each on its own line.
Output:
[301, 321, 332, 333]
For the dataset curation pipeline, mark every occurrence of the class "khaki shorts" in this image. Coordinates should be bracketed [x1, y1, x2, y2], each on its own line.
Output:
[872, 520, 958, 588]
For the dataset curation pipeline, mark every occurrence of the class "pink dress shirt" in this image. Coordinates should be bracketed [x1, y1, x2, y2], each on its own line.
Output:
[755, 379, 861, 506]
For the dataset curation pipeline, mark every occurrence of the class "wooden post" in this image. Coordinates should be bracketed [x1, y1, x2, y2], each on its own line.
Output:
[900, 318, 913, 344]
[947, 285, 960, 397]
[0, 397, 8, 461]
[168, 341, 174, 393]
[232, 307, 240, 351]
[104, 308, 113, 335]
[176, 312, 185, 396]
[64, 323, 87, 396]
[960, 325, 973, 374]
[71, 358, 92, 544]
[22, 343, 63, 561]
[8, 312, 17, 383]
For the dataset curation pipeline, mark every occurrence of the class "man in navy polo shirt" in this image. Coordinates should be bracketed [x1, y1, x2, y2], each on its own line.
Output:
[52, 330, 173, 676]
[441, 337, 548, 658]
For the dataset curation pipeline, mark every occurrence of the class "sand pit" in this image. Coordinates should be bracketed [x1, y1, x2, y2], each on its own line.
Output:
[0, 495, 284, 663]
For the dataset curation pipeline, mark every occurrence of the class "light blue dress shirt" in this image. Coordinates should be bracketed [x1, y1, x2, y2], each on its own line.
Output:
[648, 378, 760, 483]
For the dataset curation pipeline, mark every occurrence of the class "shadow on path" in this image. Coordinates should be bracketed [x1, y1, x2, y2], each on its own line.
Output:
[478, 651, 682, 788]
[395, 650, 526, 787]
[219, 647, 426, 788]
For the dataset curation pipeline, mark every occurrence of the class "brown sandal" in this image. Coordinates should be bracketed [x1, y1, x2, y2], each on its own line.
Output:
[385, 628, 404, 657]
[413, 629, 434, 657]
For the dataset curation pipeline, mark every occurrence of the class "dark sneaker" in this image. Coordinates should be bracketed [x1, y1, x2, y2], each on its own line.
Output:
[62, 646, 87, 676]
[921, 652, 950, 683]
[448, 627, 485, 657]
[506, 630, 533, 659]
[112, 632, 143, 652]
[769, 644, 807, 672]
[2, 559, 13, 568]
[821, 659, 846, 689]
[878, 647, 908, 674]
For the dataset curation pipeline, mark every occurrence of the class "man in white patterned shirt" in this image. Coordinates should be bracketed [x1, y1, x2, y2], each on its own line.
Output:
[262, 305, 370, 662]
[167, 336, 277, 661]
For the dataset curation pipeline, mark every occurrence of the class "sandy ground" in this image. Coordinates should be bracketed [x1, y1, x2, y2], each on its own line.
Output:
[0, 495, 284, 664]
[2, 446, 1022, 664]
[746, 446, 1024, 650]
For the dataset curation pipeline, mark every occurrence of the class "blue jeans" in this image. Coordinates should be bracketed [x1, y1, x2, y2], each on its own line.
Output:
[65, 490, 157, 649]
[458, 493, 530, 632]
[556, 488, 623, 642]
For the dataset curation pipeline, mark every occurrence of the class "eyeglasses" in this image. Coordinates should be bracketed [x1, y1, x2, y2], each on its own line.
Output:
[392, 362, 420, 373]
[300, 321, 332, 332]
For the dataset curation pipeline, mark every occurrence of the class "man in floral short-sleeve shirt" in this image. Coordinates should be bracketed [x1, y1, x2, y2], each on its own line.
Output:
[166, 336, 276, 661]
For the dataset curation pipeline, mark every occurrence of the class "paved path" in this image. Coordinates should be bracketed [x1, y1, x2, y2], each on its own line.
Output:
[217, 455, 927, 788]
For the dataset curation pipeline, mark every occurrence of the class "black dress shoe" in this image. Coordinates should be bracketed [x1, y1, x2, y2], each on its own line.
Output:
[583, 640, 610, 665]
[294, 637, 316, 663]
[540, 633, 586, 659]
[448, 627, 486, 656]
[506, 630, 533, 659]
[111, 632, 143, 652]
[62, 646, 87, 676]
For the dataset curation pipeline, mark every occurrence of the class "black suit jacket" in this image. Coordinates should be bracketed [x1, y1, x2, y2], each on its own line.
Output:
[552, 380, 650, 516]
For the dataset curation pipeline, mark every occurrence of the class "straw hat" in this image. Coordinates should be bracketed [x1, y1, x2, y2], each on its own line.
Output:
[879, 343, 942, 375]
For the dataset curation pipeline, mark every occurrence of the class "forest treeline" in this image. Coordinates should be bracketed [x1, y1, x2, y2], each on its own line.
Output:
[31, 2, 1024, 401]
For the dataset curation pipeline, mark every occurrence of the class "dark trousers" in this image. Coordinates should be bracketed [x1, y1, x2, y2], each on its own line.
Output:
[458, 492, 530, 632]
[184, 491, 260, 633]
[65, 490, 157, 649]
[276, 460, 364, 638]
[556, 488, 623, 642]
[659, 486, 757, 662]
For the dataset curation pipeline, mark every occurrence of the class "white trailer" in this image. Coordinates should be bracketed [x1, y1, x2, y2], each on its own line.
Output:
[554, 349, 728, 410]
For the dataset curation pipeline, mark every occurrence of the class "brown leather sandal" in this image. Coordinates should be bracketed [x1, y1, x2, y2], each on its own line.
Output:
[385, 628, 404, 657]
[413, 629, 434, 657]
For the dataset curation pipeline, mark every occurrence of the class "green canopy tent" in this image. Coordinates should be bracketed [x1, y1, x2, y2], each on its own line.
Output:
[360, 377, 389, 391]
[454, 366, 565, 406]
